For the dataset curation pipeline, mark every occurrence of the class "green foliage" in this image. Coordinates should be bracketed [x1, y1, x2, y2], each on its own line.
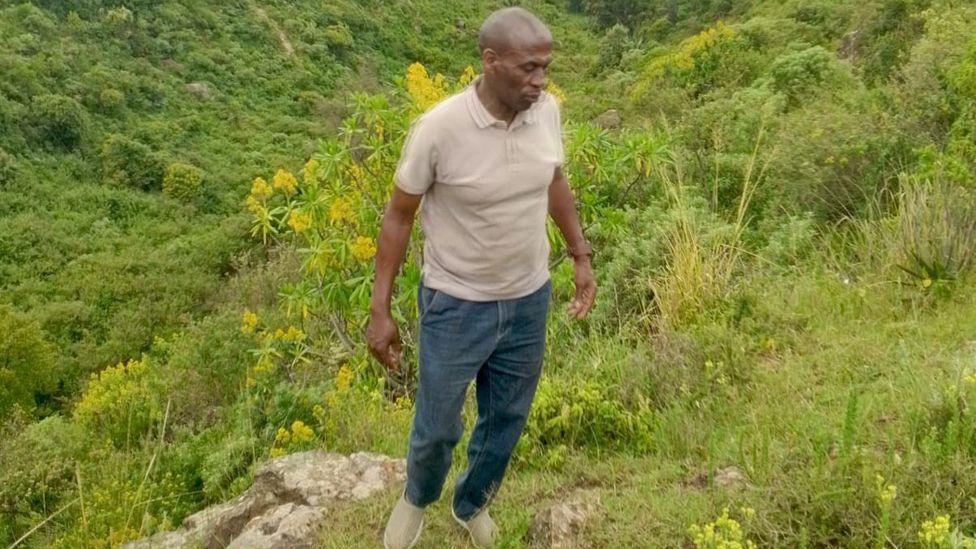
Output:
[579, 0, 653, 27]
[162, 162, 204, 201]
[760, 212, 817, 267]
[894, 179, 976, 291]
[97, 87, 125, 112]
[29, 94, 88, 149]
[0, 148, 17, 186]
[0, 415, 87, 541]
[765, 44, 840, 105]
[100, 133, 162, 191]
[524, 376, 653, 454]
[73, 357, 164, 448]
[859, 0, 928, 84]
[0, 305, 57, 420]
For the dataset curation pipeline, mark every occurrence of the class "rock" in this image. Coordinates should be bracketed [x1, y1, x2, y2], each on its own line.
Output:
[228, 503, 325, 549]
[592, 109, 621, 130]
[837, 30, 861, 60]
[160, 58, 183, 71]
[713, 465, 749, 489]
[123, 451, 405, 549]
[185, 82, 212, 100]
[527, 498, 595, 548]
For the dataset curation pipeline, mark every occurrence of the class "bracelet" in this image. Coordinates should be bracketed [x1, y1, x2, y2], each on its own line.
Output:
[568, 242, 593, 259]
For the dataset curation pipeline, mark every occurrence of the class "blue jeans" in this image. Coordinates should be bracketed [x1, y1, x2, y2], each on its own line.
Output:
[404, 279, 551, 520]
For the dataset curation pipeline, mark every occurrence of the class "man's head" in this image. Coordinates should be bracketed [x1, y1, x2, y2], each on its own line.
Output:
[478, 7, 553, 113]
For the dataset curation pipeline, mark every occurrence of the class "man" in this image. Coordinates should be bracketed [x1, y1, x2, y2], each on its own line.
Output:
[366, 7, 595, 548]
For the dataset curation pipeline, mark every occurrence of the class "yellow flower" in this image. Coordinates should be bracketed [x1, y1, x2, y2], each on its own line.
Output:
[335, 364, 353, 392]
[253, 355, 274, 374]
[346, 163, 364, 183]
[272, 168, 298, 196]
[329, 197, 355, 225]
[918, 515, 951, 546]
[250, 176, 273, 200]
[546, 80, 566, 106]
[350, 235, 377, 262]
[964, 373, 976, 386]
[245, 195, 264, 215]
[274, 326, 305, 343]
[287, 210, 312, 233]
[269, 447, 285, 458]
[405, 62, 447, 110]
[241, 310, 258, 334]
[458, 65, 478, 87]
[688, 507, 755, 549]
[303, 158, 319, 187]
[274, 427, 291, 445]
[290, 420, 314, 443]
[875, 474, 897, 506]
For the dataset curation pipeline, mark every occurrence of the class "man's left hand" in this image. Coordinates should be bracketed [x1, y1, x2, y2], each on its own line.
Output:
[567, 256, 596, 319]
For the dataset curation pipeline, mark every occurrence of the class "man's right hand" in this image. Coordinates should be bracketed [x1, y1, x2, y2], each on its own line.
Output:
[366, 310, 401, 371]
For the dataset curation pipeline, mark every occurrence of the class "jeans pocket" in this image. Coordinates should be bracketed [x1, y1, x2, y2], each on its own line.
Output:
[418, 284, 443, 324]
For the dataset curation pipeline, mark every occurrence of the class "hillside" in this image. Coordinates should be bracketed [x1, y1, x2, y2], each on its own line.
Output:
[3, 0, 976, 546]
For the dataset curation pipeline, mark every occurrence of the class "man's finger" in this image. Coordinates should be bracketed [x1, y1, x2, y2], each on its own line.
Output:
[573, 286, 595, 319]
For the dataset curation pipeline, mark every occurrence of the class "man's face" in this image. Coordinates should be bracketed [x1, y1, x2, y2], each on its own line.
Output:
[485, 40, 553, 112]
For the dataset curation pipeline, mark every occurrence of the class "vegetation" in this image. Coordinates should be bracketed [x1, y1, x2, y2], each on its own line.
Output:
[2, 0, 976, 547]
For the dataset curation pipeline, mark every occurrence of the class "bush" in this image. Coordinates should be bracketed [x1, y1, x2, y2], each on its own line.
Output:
[523, 376, 653, 455]
[0, 148, 17, 186]
[766, 44, 845, 106]
[162, 162, 204, 200]
[73, 357, 164, 447]
[98, 87, 125, 112]
[0, 415, 87, 539]
[100, 133, 162, 190]
[0, 305, 57, 420]
[29, 94, 88, 149]
[894, 179, 976, 290]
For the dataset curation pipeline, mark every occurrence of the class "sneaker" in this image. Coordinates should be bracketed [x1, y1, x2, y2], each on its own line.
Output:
[384, 494, 425, 549]
[452, 507, 497, 548]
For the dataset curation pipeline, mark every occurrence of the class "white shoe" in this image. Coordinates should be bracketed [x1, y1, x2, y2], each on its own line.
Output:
[384, 494, 424, 549]
[452, 507, 497, 548]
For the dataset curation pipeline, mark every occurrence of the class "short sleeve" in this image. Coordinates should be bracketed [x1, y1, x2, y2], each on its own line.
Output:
[394, 114, 438, 195]
[549, 96, 565, 166]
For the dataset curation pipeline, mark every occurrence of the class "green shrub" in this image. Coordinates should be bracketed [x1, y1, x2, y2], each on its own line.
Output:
[162, 162, 204, 200]
[0, 148, 17, 186]
[766, 44, 840, 106]
[73, 357, 164, 448]
[100, 133, 162, 190]
[29, 94, 88, 149]
[895, 179, 976, 290]
[98, 87, 125, 111]
[0, 415, 87, 539]
[0, 305, 57, 420]
[523, 376, 653, 454]
[324, 22, 354, 49]
[761, 212, 817, 267]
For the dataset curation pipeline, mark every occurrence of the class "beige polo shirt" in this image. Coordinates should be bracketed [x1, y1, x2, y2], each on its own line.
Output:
[394, 80, 564, 301]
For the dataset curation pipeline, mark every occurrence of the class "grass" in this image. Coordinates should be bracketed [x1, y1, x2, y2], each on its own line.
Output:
[305, 258, 976, 546]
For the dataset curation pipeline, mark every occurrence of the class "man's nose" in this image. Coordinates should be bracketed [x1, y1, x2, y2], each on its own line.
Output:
[529, 68, 545, 88]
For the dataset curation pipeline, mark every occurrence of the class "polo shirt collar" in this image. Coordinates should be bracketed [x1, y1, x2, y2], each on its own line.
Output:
[465, 77, 540, 129]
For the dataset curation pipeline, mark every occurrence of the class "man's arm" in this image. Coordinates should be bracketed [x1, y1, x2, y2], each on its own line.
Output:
[548, 166, 596, 319]
[366, 187, 423, 369]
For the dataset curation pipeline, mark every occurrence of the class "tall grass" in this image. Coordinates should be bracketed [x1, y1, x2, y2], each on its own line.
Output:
[895, 177, 976, 286]
[651, 119, 769, 331]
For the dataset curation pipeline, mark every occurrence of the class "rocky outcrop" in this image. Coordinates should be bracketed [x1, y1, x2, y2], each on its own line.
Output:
[592, 109, 621, 130]
[124, 451, 405, 549]
[184, 82, 213, 101]
[527, 494, 596, 548]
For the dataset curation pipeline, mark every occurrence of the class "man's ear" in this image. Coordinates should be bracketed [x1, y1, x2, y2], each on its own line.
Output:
[482, 48, 499, 72]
